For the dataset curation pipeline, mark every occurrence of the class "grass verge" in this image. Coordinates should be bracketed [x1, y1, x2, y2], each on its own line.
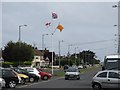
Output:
[42, 65, 101, 77]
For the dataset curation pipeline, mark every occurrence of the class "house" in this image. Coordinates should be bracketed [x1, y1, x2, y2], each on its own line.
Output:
[39, 48, 55, 66]
[43, 49, 55, 65]
[31, 49, 45, 68]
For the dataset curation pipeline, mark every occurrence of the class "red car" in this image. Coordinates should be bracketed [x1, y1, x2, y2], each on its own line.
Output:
[36, 68, 52, 80]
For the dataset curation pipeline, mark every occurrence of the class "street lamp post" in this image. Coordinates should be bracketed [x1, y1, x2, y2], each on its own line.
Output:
[59, 40, 63, 68]
[18, 25, 27, 42]
[18, 24, 27, 65]
[42, 34, 48, 50]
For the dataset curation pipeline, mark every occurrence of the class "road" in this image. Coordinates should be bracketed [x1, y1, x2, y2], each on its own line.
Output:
[17, 68, 101, 89]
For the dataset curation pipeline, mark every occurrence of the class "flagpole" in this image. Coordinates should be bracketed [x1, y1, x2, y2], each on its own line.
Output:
[49, 12, 59, 75]
[51, 32, 54, 75]
[51, 13, 54, 75]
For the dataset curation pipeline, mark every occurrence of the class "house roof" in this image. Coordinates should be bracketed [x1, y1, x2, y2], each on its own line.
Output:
[33, 49, 43, 56]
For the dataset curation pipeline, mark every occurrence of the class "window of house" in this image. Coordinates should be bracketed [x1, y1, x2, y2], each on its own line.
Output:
[36, 57, 38, 59]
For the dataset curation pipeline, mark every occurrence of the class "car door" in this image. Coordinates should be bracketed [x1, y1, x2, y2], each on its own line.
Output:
[107, 71, 120, 88]
[96, 72, 108, 88]
[2, 69, 17, 83]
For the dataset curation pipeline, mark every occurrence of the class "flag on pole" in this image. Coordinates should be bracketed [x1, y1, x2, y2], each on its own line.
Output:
[57, 24, 64, 32]
[45, 22, 51, 28]
[52, 12, 58, 19]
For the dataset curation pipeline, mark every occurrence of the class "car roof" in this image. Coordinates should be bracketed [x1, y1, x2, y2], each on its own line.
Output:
[106, 54, 120, 59]
[68, 67, 78, 69]
[97, 70, 120, 74]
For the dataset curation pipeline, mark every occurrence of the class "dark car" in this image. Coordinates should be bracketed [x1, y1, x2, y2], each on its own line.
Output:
[1, 68, 19, 88]
[13, 67, 39, 82]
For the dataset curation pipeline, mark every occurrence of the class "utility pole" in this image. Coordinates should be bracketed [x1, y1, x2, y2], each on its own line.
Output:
[75, 47, 78, 65]
[113, 2, 120, 54]
[68, 44, 72, 66]
[118, 1, 120, 54]
[42, 34, 48, 50]
[59, 40, 63, 68]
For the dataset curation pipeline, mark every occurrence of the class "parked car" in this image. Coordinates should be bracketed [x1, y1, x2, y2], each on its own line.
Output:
[0, 77, 6, 88]
[78, 65, 83, 69]
[36, 68, 52, 80]
[21, 67, 41, 78]
[12, 70, 29, 84]
[13, 67, 39, 83]
[1, 68, 19, 88]
[92, 70, 120, 90]
[64, 67, 80, 80]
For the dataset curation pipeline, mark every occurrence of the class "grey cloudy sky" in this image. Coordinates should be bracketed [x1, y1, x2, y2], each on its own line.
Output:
[1, 1, 120, 61]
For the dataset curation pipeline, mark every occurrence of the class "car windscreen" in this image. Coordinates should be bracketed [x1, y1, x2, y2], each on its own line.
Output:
[105, 59, 120, 70]
[67, 68, 78, 72]
[14, 68, 28, 74]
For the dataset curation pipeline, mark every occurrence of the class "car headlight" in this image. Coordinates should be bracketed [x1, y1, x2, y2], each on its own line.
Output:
[65, 73, 69, 75]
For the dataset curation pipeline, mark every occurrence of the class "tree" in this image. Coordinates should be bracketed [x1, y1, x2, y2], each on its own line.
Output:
[3, 41, 34, 65]
[79, 50, 100, 65]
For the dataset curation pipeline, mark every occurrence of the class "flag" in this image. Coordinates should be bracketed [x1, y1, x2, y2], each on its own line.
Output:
[45, 22, 51, 28]
[57, 24, 63, 32]
[52, 12, 58, 19]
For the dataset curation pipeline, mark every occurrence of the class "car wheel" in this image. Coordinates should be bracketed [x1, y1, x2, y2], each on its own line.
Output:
[8, 80, 16, 88]
[93, 83, 101, 90]
[21, 78, 25, 84]
[43, 75, 48, 80]
[77, 78, 80, 80]
[29, 77, 34, 82]
[65, 78, 68, 80]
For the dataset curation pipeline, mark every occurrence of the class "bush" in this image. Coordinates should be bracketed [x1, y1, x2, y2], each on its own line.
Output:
[2, 62, 14, 68]
[23, 61, 32, 66]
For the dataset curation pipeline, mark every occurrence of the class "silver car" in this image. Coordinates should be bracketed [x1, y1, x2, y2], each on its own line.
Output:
[65, 67, 80, 80]
[92, 70, 120, 90]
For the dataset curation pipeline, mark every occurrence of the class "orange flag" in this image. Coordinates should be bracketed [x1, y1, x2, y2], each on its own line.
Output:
[57, 24, 63, 32]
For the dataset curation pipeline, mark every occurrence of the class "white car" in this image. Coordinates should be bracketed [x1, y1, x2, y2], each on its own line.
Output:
[78, 65, 83, 69]
[0, 77, 6, 88]
[65, 67, 80, 80]
[21, 67, 41, 78]
[92, 70, 120, 90]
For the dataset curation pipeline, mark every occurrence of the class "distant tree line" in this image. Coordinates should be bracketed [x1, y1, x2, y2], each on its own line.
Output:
[55, 50, 100, 66]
